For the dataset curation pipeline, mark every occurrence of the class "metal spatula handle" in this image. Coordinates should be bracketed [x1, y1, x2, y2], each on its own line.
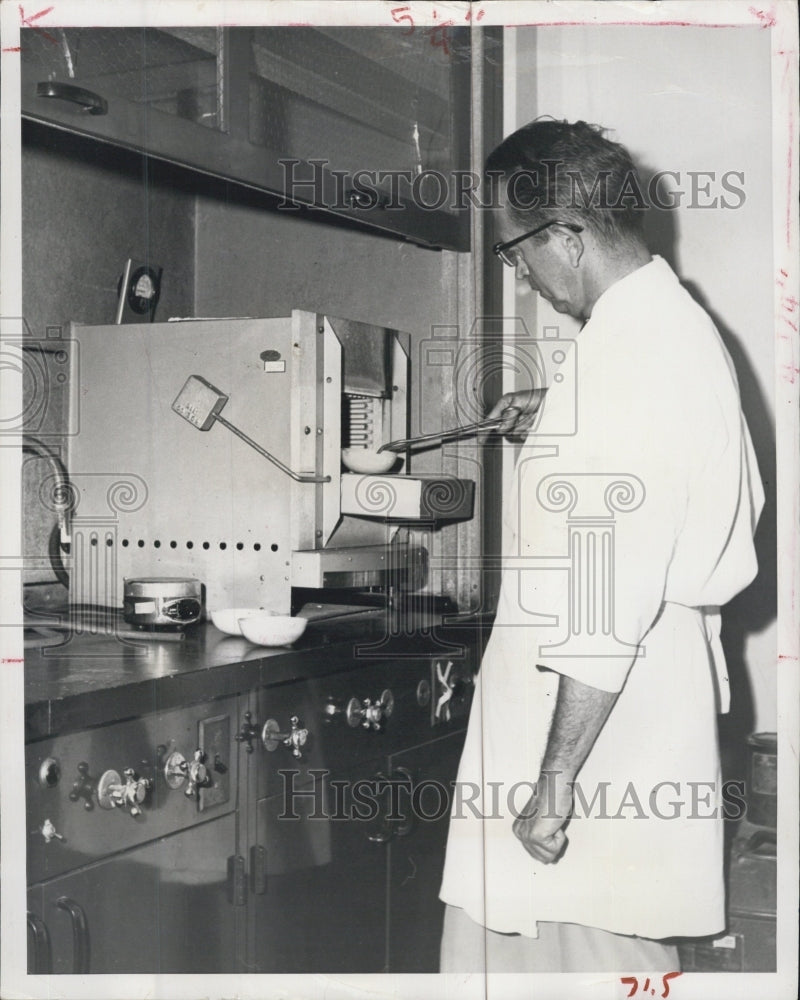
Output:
[377, 417, 503, 453]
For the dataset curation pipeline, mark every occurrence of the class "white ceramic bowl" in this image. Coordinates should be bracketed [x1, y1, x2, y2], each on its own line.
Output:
[341, 447, 399, 475]
[239, 612, 308, 647]
[210, 607, 264, 635]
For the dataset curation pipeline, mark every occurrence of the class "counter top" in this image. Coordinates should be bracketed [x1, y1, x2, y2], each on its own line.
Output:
[24, 610, 490, 741]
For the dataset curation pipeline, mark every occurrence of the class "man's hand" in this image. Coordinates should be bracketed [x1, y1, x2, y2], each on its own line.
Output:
[513, 675, 618, 865]
[485, 388, 547, 440]
[512, 768, 573, 864]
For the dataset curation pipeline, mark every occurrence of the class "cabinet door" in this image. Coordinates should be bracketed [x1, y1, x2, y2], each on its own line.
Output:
[22, 26, 472, 251]
[252, 758, 390, 973]
[386, 730, 467, 973]
[245, 26, 471, 249]
[32, 813, 241, 974]
[22, 27, 227, 144]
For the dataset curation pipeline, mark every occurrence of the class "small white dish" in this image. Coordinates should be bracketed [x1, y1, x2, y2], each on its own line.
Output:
[210, 607, 264, 635]
[238, 612, 308, 647]
[341, 447, 400, 475]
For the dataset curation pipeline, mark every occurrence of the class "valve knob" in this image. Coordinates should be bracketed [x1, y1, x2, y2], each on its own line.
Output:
[97, 768, 152, 815]
[235, 711, 259, 753]
[121, 768, 152, 815]
[434, 660, 472, 722]
[323, 698, 344, 721]
[68, 761, 95, 810]
[261, 716, 308, 758]
[38, 757, 61, 788]
[184, 749, 210, 797]
[163, 750, 186, 789]
[346, 689, 395, 730]
[39, 818, 65, 843]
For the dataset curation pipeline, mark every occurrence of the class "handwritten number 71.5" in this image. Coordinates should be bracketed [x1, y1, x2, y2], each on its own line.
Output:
[621, 972, 682, 998]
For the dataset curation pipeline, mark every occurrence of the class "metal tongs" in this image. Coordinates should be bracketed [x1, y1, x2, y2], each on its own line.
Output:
[377, 417, 504, 453]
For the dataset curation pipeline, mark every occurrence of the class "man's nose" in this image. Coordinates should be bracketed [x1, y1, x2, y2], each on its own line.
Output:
[514, 256, 530, 281]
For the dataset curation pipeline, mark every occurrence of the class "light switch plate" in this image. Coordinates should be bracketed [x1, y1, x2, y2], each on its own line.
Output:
[198, 714, 231, 812]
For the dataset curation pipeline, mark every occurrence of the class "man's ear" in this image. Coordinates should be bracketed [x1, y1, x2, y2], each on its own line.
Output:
[563, 229, 585, 268]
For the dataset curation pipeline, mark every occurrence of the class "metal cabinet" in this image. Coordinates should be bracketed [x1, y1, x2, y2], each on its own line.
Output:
[242, 652, 474, 972]
[21, 25, 471, 250]
[386, 732, 466, 972]
[26, 694, 246, 973]
[25, 648, 476, 974]
[27, 814, 240, 974]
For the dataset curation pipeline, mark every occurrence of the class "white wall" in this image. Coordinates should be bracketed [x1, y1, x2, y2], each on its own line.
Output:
[509, 25, 776, 732]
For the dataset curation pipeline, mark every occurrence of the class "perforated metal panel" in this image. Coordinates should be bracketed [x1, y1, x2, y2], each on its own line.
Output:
[65, 316, 324, 613]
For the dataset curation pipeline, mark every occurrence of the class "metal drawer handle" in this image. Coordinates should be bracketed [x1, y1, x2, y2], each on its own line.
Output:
[26, 911, 52, 974]
[366, 767, 414, 843]
[36, 81, 108, 116]
[56, 896, 90, 974]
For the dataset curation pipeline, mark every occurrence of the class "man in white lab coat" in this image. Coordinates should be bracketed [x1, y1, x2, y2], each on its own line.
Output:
[438, 119, 764, 972]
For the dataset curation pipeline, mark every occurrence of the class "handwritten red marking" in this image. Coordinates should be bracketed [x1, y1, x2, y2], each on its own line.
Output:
[781, 269, 789, 277]
[19, 4, 56, 44]
[780, 362, 799, 384]
[513, 19, 762, 28]
[748, 5, 777, 27]
[1, 658, 24, 663]
[787, 112, 794, 245]
[620, 972, 682, 998]
[2, 46, 22, 52]
[390, 5, 415, 35]
[19, 4, 54, 24]
[429, 20, 454, 56]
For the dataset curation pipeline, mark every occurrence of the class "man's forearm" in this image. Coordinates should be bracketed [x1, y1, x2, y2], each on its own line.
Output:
[512, 673, 618, 863]
[540, 674, 618, 781]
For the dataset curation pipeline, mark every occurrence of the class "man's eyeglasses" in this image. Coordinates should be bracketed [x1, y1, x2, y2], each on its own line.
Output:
[492, 220, 584, 268]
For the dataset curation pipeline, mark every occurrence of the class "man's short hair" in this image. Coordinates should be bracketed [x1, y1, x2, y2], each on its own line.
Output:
[486, 119, 646, 245]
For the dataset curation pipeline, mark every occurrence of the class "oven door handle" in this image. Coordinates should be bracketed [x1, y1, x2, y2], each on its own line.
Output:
[27, 911, 53, 974]
[56, 896, 91, 974]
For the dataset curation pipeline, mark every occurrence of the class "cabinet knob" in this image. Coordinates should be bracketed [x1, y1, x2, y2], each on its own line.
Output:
[261, 716, 308, 758]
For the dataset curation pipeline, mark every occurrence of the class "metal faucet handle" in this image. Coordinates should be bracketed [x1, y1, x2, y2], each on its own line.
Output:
[346, 689, 395, 730]
[184, 749, 210, 797]
[261, 716, 309, 758]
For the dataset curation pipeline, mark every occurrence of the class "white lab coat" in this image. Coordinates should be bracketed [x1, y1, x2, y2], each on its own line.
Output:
[439, 257, 764, 939]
